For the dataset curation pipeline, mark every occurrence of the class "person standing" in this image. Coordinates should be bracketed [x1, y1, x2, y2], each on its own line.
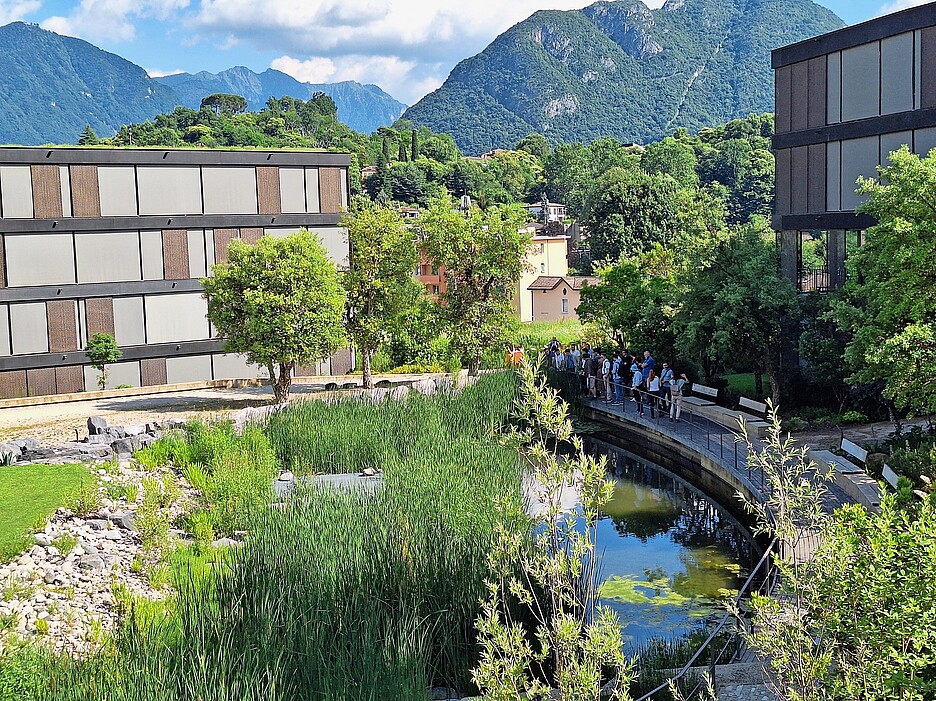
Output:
[647, 369, 660, 418]
[659, 363, 674, 412]
[631, 363, 645, 416]
[601, 353, 613, 402]
[640, 350, 655, 384]
[610, 352, 622, 404]
[669, 373, 688, 422]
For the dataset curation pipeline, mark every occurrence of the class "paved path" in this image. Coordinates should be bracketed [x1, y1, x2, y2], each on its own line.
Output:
[0, 373, 446, 445]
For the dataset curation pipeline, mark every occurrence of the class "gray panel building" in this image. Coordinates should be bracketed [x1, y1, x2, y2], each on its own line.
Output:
[0, 147, 352, 399]
[773, 3, 936, 291]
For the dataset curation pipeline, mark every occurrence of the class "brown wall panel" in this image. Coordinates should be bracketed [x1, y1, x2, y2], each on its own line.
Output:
[922, 27, 936, 110]
[162, 229, 190, 280]
[256, 166, 281, 215]
[55, 365, 84, 394]
[70, 165, 101, 218]
[780, 230, 799, 284]
[790, 146, 808, 214]
[26, 367, 56, 397]
[791, 61, 809, 132]
[213, 228, 238, 264]
[775, 148, 792, 216]
[140, 357, 168, 387]
[0, 370, 26, 399]
[239, 227, 263, 245]
[330, 348, 354, 376]
[46, 300, 78, 353]
[319, 167, 343, 214]
[775, 66, 792, 134]
[807, 57, 827, 129]
[31, 165, 63, 219]
[294, 364, 320, 377]
[807, 144, 827, 214]
[0, 235, 6, 288]
[85, 297, 115, 337]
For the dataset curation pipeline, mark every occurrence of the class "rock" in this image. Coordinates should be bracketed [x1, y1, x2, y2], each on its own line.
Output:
[0, 443, 18, 464]
[103, 530, 122, 541]
[80, 542, 98, 556]
[87, 416, 108, 435]
[866, 453, 887, 471]
[8, 437, 39, 453]
[123, 424, 147, 437]
[43, 571, 56, 584]
[108, 512, 135, 531]
[78, 555, 105, 571]
[277, 471, 295, 482]
[361, 468, 377, 477]
[85, 519, 108, 531]
[389, 385, 410, 401]
[34, 533, 52, 547]
[211, 538, 241, 548]
[110, 437, 143, 455]
[412, 379, 437, 396]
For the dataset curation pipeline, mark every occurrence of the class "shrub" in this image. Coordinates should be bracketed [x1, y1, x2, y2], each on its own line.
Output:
[67, 479, 99, 517]
[842, 410, 868, 424]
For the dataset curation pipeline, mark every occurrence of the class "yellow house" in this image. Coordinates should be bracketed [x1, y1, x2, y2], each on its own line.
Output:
[514, 234, 570, 322]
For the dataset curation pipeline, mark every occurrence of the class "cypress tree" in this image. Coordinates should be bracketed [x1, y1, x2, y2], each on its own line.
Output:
[411, 130, 418, 161]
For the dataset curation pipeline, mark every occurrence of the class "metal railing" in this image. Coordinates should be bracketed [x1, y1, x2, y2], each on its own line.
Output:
[547, 367, 767, 497]
[632, 539, 779, 701]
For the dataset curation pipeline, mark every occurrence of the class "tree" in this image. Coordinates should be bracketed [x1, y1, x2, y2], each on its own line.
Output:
[202, 231, 346, 403]
[342, 202, 421, 389]
[410, 129, 419, 161]
[832, 146, 936, 414]
[514, 132, 551, 160]
[640, 137, 698, 189]
[584, 167, 682, 261]
[85, 333, 122, 391]
[674, 221, 798, 400]
[419, 196, 531, 375]
[77, 124, 99, 146]
[200, 93, 249, 116]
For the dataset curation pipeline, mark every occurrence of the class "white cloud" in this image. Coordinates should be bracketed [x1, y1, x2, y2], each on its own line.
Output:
[877, 0, 931, 16]
[0, 0, 41, 24]
[146, 67, 184, 77]
[196, 0, 665, 103]
[41, 0, 189, 42]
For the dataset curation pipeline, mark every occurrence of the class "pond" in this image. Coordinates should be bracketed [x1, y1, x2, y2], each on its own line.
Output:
[587, 439, 760, 648]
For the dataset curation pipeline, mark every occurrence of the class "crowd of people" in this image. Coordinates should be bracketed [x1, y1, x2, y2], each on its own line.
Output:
[542, 337, 690, 422]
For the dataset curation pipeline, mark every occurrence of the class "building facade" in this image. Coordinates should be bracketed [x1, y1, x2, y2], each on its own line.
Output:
[773, 3, 936, 291]
[514, 234, 571, 322]
[527, 276, 598, 322]
[0, 147, 350, 399]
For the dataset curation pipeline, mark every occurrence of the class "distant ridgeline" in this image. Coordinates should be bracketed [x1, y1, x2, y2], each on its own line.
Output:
[403, 0, 844, 154]
[0, 22, 406, 145]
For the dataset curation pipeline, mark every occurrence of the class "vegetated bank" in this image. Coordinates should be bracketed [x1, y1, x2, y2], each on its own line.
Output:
[0, 373, 524, 700]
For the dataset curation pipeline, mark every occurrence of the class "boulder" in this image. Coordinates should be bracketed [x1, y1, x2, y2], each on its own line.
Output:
[87, 416, 108, 435]
[412, 379, 437, 396]
[78, 555, 105, 571]
[7, 437, 39, 453]
[0, 443, 17, 464]
[108, 512, 135, 531]
[33, 533, 52, 547]
[122, 424, 147, 437]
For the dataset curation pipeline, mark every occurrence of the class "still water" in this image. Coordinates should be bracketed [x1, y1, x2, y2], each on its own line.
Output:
[587, 439, 759, 647]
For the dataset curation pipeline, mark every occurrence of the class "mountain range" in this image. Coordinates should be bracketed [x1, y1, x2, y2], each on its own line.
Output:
[403, 0, 844, 154]
[0, 22, 406, 145]
[155, 68, 406, 133]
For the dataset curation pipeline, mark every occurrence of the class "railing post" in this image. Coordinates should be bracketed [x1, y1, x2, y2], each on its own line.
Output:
[720, 431, 723, 459]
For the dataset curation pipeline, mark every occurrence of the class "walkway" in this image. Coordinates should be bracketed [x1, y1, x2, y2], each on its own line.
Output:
[579, 395, 854, 515]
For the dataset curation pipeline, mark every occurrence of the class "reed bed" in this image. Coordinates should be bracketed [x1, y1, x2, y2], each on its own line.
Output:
[0, 372, 524, 700]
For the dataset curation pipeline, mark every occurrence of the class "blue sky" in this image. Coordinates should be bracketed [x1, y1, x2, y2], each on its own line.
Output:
[2, 0, 929, 105]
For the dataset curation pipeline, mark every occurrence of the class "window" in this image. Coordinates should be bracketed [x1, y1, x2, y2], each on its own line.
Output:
[540, 263, 546, 273]
[431, 265, 439, 276]
[432, 285, 440, 295]
[561, 299, 569, 314]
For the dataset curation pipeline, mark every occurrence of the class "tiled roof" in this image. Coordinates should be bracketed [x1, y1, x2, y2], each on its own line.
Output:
[568, 276, 599, 289]
[527, 276, 564, 291]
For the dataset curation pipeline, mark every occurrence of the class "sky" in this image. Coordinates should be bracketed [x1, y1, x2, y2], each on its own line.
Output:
[1, 0, 932, 106]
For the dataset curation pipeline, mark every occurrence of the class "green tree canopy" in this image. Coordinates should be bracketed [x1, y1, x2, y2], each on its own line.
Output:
[674, 221, 798, 400]
[419, 196, 531, 374]
[584, 167, 681, 262]
[202, 231, 346, 403]
[85, 333, 121, 391]
[200, 93, 249, 115]
[342, 202, 421, 388]
[833, 146, 936, 414]
[77, 124, 99, 145]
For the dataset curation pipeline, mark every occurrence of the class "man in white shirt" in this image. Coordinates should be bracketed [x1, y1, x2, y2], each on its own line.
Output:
[601, 354, 612, 402]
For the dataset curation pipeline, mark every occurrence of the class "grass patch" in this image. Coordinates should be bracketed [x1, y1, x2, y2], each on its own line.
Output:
[723, 372, 757, 398]
[0, 464, 91, 562]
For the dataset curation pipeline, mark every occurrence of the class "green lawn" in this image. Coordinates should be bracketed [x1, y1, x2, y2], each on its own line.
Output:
[0, 463, 90, 562]
[723, 372, 758, 398]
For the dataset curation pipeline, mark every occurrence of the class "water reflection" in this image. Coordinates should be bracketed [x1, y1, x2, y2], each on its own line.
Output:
[587, 439, 758, 647]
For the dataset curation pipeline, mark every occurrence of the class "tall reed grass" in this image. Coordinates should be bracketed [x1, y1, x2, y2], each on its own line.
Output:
[0, 372, 524, 700]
